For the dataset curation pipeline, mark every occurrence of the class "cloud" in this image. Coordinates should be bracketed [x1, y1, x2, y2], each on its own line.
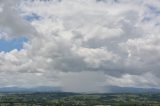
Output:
[75, 47, 119, 67]
[59, 71, 106, 93]
[0, 0, 37, 39]
[105, 72, 160, 88]
[0, 0, 160, 92]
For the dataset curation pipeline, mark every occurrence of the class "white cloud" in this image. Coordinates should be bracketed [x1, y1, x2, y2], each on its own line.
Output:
[75, 47, 119, 67]
[105, 72, 160, 88]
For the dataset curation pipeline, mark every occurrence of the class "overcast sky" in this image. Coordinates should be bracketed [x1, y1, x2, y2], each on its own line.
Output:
[0, 0, 160, 92]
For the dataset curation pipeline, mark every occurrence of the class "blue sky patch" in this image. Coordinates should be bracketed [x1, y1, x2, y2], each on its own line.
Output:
[0, 37, 27, 52]
[24, 13, 42, 22]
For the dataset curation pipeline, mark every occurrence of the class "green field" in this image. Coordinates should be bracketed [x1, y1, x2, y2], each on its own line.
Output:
[0, 92, 160, 106]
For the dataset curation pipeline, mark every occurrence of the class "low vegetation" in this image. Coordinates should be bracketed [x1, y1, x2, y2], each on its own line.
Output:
[0, 92, 160, 106]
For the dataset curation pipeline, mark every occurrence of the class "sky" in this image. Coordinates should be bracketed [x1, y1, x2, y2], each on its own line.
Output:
[0, 0, 160, 92]
[0, 37, 27, 52]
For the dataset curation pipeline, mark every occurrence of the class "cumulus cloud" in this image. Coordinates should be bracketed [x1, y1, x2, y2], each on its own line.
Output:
[0, 0, 37, 39]
[0, 0, 160, 92]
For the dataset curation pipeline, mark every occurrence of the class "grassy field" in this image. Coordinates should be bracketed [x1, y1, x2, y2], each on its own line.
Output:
[0, 92, 160, 106]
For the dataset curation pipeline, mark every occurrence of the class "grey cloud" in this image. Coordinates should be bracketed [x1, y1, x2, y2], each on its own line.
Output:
[0, 0, 37, 39]
[59, 71, 106, 93]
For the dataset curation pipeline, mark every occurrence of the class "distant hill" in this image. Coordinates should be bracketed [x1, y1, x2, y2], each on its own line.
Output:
[0, 86, 61, 93]
[0, 86, 160, 93]
[107, 86, 160, 93]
